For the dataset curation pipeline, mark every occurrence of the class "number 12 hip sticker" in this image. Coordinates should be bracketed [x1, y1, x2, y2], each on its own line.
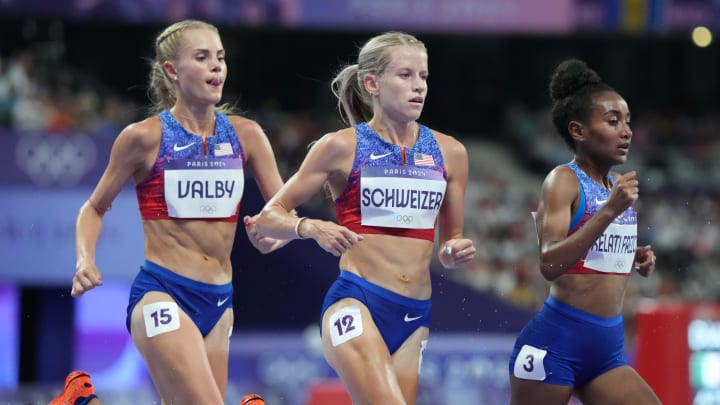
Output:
[143, 301, 181, 338]
[329, 305, 363, 347]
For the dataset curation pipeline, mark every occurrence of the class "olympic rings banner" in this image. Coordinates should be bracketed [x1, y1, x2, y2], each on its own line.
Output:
[0, 130, 111, 187]
[0, 132, 143, 284]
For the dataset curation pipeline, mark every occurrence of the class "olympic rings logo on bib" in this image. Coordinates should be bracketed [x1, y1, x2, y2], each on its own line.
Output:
[396, 215, 413, 224]
[200, 205, 216, 214]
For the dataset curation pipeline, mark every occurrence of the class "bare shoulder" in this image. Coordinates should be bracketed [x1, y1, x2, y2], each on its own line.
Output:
[309, 127, 356, 156]
[430, 128, 467, 159]
[542, 164, 577, 193]
[116, 116, 161, 151]
[546, 164, 575, 181]
[226, 114, 265, 140]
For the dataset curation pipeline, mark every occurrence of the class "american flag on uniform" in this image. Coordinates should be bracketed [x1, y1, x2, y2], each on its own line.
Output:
[413, 152, 435, 167]
[214, 142, 234, 156]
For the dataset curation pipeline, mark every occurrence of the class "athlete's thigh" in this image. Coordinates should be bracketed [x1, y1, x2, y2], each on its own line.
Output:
[321, 298, 406, 405]
[578, 366, 661, 405]
[391, 326, 429, 405]
[204, 308, 234, 396]
[510, 375, 573, 405]
[130, 291, 223, 405]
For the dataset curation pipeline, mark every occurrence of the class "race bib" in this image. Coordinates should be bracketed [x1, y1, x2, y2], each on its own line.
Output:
[513, 344, 547, 381]
[585, 222, 637, 273]
[360, 166, 446, 229]
[143, 301, 181, 338]
[164, 159, 244, 218]
[328, 305, 363, 347]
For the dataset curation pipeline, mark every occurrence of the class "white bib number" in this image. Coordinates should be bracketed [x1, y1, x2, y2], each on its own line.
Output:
[360, 166, 446, 229]
[513, 344, 547, 381]
[164, 159, 244, 218]
[585, 222, 637, 273]
[143, 301, 181, 338]
[328, 305, 363, 347]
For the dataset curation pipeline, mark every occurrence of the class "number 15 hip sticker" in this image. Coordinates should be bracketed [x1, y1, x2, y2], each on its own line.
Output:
[513, 344, 548, 381]
[143, 301, 181, 338]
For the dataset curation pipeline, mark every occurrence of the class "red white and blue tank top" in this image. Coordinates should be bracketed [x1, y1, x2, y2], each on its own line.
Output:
[565, 162, 637, 275]
[135, 110, 245, 222]
[333, 122, 447, 242]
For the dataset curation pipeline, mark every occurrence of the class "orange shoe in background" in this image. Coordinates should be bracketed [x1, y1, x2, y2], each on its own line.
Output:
[240, 393, 265, 405]
[49, 370, 98, 405]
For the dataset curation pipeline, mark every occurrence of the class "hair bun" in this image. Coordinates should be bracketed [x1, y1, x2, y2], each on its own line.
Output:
[549, 58, 603, 101]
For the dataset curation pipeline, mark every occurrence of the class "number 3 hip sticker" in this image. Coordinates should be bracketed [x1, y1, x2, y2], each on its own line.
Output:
[143, 301, 181, 338]
[513, 344, 548, 381]
[328, 305, 363, 347]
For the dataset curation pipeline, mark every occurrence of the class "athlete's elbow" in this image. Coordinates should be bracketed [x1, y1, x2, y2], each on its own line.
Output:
[79, 199, 105, 219]
[539, 262, 563, 281]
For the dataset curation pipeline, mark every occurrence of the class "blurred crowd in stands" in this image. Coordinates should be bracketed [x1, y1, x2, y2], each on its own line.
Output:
[0, 46, 137, 137]
[2, 42, 718, 323]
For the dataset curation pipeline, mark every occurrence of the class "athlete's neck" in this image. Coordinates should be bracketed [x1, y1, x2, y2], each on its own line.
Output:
[367, 119, 419, 147]
[572, 158, 611, 189]
[170, 106, 216, 138]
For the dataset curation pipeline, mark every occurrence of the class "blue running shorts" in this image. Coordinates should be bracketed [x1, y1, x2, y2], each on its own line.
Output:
[126, 260, 233, 337]
[320, 270, 431, 353]
[509, 296, 628, 386]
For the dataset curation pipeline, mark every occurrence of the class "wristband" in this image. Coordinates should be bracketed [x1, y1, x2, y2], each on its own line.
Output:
[294, 217, 308, 239]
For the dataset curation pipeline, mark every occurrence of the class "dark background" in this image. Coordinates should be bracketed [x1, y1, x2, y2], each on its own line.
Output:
[3, 18, 718, 135]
